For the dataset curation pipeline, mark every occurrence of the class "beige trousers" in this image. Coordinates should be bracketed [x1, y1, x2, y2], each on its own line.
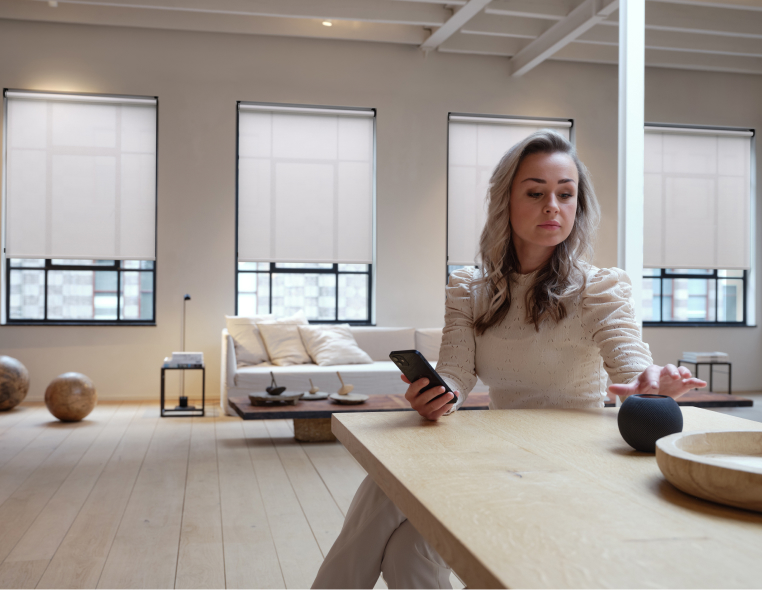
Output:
[312, 475, 453, 589]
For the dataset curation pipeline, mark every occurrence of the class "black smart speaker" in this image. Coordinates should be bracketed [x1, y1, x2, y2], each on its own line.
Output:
[617, 394, 683, 453]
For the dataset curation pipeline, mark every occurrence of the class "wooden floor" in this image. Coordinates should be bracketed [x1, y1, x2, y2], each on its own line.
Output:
[1, 395, 759, 590]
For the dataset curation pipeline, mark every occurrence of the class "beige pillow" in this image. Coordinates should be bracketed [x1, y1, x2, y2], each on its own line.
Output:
[257, 311, 311, 366]
[225, 314, 274, 366]
[298, 324, 373, 366]
[415, 328, 443, 362]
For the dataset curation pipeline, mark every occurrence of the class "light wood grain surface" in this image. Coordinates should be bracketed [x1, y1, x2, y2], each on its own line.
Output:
[333, 407, 762, 589]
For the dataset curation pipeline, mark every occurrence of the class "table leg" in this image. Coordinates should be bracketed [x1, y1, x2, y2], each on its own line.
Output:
[294, 418, 337, 443]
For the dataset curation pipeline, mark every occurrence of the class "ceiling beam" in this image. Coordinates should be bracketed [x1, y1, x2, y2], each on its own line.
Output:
[419, 0, 493, 52]
[600, 1, 762, 38]
[484, 0, 572, 20]
[0, 0, 428, 44]
[460, 13, 552, 39]
[437, 33, 761, 73]
[509, 0, 618, 77]
[577, 25, 761, 57]
[647, 0, 762, 10]
[26, 0, 451, 27]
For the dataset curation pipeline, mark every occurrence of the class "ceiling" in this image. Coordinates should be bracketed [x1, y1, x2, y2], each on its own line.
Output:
[1, 0, 760, 75]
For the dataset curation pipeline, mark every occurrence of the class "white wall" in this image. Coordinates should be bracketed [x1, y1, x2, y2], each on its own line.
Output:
[0, 18, 760, 400]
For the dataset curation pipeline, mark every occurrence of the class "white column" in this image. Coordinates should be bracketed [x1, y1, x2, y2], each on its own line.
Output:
[617, 0, 645, 328]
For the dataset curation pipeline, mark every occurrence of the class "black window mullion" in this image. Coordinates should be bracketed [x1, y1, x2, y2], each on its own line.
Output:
[334, 264, 339, 322]
[117, 264, 122, 321]
[44, 259, 50, 321]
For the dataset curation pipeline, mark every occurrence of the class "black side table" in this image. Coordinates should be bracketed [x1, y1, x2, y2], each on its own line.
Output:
[161, 365, 205, 417]
[677, 360, 732, 395]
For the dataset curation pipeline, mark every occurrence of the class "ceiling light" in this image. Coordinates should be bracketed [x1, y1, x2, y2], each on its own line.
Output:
[322, 21, 332, 27]
[48, 1, 58, 6]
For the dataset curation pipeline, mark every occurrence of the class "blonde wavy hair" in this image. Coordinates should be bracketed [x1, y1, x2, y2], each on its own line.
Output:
[473, 129, 600, 335]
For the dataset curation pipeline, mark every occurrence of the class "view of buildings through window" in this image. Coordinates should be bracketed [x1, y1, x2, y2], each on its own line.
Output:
[237, 263, 371, 322]
[642, 269, 745, 324]
[237, 262, 371, 322]
[8, 259, 155, 322]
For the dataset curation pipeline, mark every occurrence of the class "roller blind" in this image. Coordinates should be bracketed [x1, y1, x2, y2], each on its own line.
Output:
[4, 90, 157, 260]
[644, 126, 753, 269]
[237, 104, 374, 264]
[447, 115, 572, 266]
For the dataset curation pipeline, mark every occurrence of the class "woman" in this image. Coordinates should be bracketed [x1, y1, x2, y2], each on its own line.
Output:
[312, 130, 705, 589]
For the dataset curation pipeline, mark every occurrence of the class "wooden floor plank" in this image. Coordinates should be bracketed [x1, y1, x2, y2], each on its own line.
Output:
[242, 420, 324, 589]
[0, 404, 44, 437]
[175, 416, 226, 590]
[0, 417, 82, 506]
[0, 559, 49, 589]
[0, 405, 119, 564]
[216, 417, 284, 590]
[301, 441, 367, 516]
[4, 404, 137, 568]
[36, 404, 158, 590]
[264, 420, 346, 556]
[0, 406, 52, 470]
[96, 417, 192, 589]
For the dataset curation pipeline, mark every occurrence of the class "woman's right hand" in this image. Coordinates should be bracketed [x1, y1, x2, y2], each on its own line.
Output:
[401, 375, 457, 421]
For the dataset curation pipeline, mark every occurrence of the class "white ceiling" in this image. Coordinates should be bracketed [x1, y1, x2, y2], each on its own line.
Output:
[1, 0, 760, 75]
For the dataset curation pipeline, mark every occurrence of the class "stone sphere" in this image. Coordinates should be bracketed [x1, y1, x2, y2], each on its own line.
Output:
[45, 373, 97, 422]
[0, 356, 30, 411]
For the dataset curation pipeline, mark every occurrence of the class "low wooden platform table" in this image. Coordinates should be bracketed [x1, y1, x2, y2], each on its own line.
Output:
[604, 390, 753, 407]
[228, 392, 491, 441]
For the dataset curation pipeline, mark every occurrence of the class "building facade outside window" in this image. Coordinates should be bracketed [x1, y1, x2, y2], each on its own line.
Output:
[236, 103, 375, 323]
[2, 90, 158, 325]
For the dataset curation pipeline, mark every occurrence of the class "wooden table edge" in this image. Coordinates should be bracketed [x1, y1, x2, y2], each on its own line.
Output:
[331, 411, 504, 589]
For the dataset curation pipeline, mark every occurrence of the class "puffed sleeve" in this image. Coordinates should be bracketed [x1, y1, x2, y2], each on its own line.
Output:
[581, 267, 653, 385]
[436, 268, 479, 412]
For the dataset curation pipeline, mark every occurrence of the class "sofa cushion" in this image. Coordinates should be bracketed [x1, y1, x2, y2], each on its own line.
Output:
[234, 361, 406, 395]
[225, 314, 274, 366]
[349, 327, 416, 361]
[298, 324, 373, 366]
[258, 321, 311, 366]
[416, 328, 443, 362]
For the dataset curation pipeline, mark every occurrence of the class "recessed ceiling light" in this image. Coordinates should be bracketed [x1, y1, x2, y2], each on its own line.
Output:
[48, 0, 58, 6]
[322, 21, 332, 27]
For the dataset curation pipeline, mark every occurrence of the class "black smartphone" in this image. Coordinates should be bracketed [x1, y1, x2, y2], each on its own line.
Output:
[389, 350, 456, 404]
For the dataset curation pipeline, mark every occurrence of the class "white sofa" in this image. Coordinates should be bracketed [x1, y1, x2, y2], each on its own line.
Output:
[220, 326, 487, 416]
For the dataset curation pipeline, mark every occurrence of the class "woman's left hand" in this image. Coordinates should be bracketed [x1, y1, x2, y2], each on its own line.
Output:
[608, 364, 707, 400]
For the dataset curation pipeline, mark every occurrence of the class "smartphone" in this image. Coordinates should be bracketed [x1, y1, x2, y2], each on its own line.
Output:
[389, 350, 456, 404]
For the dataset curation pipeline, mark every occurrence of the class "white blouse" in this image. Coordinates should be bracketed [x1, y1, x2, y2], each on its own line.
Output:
[437, 266, 653, 411]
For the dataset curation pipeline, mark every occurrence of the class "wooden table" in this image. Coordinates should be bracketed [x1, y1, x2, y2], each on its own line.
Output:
[333, 408, 762, 588]
[228, 392, 490, 441]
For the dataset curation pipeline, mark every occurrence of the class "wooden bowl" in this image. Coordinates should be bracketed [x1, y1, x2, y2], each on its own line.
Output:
[656, 430, 761, 512]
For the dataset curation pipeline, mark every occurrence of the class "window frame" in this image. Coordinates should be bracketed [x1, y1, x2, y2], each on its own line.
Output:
[234, 101, 376, 325]
[1, 88, 159, 326]
[5, 259, 157, 326]
[235, 262, 373, 324]
[642, 268, 748, 328]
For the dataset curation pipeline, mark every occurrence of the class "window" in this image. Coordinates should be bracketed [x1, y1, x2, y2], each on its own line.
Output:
[447, 114, 573, 279]
[236, 103, 374, 323]
[237, 262, 371, 322]
[2, 90, 157, 325]
[7, 259, 155, 323]
[642, 269, 747, 325]
[643, 125, 754, 326]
